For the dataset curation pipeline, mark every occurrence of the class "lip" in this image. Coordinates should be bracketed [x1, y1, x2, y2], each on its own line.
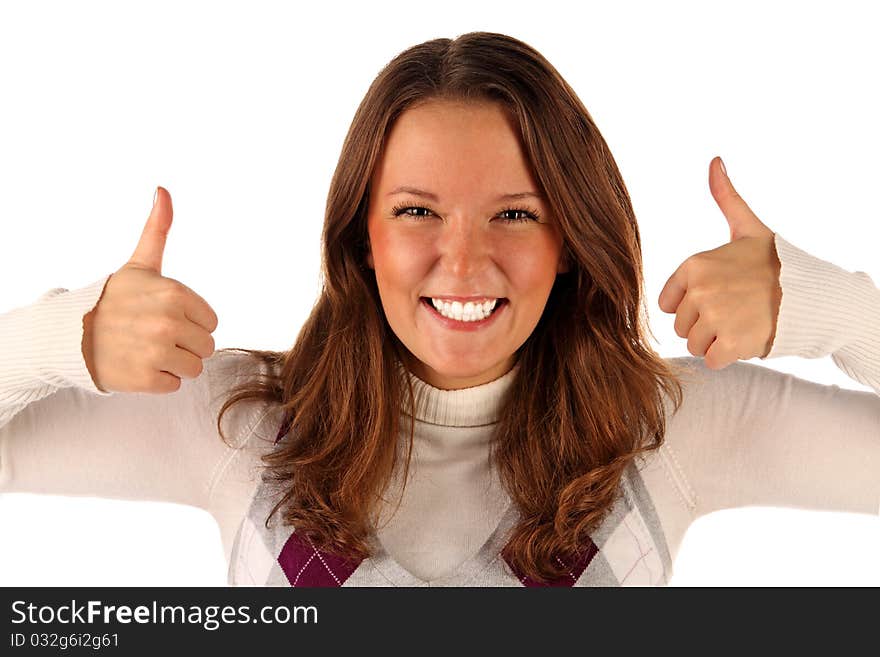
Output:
[420, 297, 508, 332]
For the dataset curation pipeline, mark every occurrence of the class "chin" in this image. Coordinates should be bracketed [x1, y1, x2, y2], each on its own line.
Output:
[421, 355, 506, 383]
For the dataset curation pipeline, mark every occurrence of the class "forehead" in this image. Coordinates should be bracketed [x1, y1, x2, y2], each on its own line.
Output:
[372, 100, 539, 195]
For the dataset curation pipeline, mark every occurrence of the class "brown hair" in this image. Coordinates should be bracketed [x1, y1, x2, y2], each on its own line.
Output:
[216, 31, 688, 584]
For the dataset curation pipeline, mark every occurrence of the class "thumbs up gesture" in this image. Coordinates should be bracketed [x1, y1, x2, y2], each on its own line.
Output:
[658, 157, 782, 370]
[82, 187, 219, 393]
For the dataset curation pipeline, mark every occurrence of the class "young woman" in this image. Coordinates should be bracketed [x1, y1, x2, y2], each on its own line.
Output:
[1, 32, 878, 586]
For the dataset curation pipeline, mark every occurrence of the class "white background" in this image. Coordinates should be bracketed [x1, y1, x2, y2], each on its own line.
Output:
[1, 0, 878, 586]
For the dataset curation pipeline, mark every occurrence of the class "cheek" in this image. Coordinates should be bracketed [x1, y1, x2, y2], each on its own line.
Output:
[369, 227, 433, 293]
[501, 233, 563, 293]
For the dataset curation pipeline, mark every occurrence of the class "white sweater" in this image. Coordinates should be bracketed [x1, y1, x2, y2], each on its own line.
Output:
[1, 233, 879, 585]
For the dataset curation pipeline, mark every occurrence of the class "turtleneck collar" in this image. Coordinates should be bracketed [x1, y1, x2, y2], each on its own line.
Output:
[396, 360, 520, 428]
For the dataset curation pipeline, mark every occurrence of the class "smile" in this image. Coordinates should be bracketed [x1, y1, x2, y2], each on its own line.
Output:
[420, 297, 508, 331]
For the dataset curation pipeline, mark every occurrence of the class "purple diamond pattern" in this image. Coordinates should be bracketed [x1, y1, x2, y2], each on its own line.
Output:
[278, 531, 363, 587]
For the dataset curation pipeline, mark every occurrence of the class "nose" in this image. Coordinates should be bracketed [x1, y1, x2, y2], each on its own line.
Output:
[437, 215, 492, 279]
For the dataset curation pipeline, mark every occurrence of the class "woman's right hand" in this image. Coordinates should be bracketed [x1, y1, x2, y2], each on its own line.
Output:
[82, 187, 220, 394]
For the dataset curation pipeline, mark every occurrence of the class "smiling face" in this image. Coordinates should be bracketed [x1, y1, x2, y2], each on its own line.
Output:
[366, 99, 568, 390]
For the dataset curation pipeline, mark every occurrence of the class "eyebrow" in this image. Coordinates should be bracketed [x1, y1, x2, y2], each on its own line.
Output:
[387, 186, 544, 202]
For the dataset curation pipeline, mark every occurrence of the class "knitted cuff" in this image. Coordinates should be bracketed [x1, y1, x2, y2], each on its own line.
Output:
[25, 274, 116, 395]
[763, 233, 879, 361]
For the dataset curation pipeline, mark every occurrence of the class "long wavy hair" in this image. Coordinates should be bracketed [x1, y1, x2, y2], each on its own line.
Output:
[215, 31, 688, 584]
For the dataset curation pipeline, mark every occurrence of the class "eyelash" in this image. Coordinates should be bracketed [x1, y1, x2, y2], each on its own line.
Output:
[390, 202, 542, 223]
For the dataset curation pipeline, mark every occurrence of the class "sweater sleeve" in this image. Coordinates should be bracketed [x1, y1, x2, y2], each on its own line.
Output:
[0, 277, 264, 517]
[663, 233, 880, 520]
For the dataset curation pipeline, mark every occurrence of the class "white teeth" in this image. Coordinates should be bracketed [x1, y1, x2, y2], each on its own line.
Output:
[429, 297, 500, 322]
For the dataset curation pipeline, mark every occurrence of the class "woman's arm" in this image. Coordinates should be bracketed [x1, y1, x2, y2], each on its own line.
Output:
[666, 233, 880, 519]
[0, 278, 267, 517]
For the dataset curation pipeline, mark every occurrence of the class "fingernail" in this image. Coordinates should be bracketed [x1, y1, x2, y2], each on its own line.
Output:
[153, 187, 159, 208]
[719, 157, 727, 176]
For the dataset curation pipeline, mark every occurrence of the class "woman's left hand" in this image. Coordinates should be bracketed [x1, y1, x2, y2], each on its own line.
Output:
[658, 156, 782, 371]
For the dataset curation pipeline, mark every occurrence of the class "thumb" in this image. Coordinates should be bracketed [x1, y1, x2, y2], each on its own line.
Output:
[129, 186, 173, 273]
[709, 156, 769, 242]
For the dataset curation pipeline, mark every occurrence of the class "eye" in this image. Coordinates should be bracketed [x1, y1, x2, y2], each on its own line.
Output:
[390, 203, 542, 223]
[390, 204, 435, 220]
[496, 207, 541, 223]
